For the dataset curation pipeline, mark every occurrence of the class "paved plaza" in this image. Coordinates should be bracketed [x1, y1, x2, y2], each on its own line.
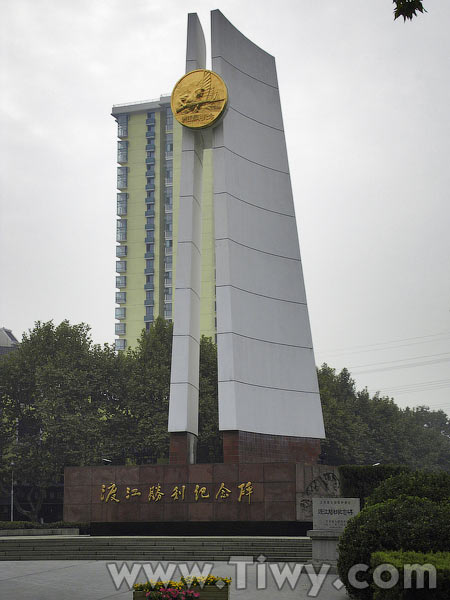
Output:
[0, 559, 348, 599]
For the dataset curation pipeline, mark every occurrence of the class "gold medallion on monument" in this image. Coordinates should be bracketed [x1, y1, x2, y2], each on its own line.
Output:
[171, 69, 228, 129]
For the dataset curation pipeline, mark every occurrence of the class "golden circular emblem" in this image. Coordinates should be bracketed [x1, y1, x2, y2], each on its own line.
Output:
[171, 69, 228, 129]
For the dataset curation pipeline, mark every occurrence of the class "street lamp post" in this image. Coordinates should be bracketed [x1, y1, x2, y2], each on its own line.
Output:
[10, 462, 14, 522]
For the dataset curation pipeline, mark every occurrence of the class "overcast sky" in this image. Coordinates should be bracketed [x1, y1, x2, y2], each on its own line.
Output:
[1, 0, 449, 415]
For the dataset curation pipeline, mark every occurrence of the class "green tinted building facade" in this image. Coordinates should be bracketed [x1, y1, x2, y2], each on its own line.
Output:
[112, 97, 215, 350]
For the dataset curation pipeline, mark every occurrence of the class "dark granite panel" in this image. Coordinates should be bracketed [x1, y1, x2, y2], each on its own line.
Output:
[263, 463, 295, 482]
[188, 502, 213, 521]
[265, 501, 296, 521]
[213, 463, 239, 481]
[188, 464, 214, 483]
[264, 482, 296, 502]
[64, 504, 91, 522]
[115, 466, 140, 484]
[65, 485, 92, 505]
[65, 467, 92, 486]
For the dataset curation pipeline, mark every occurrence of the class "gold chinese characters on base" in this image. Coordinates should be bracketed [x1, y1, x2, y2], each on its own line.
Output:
[171, 69, 228, 129]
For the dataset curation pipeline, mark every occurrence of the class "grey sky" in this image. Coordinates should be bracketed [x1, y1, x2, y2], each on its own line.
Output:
[1, 0, 449, 414]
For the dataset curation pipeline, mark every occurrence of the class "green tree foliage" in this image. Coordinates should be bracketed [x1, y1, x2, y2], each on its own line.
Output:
[197, 336, 221, 463]
[0, 321, 113, 520]
[393, 0, 427, 21]
[366, 470, 450, 506]
[337, 496, 450, 600]
[318, 364, 450, 470]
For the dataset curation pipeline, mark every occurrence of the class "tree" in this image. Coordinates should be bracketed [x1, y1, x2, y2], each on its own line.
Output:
[318, 363, 450, 470]
[393, 0, 427, 21]
[0, 321, 111, 521]
[118, 317, 173, 463]
[197, 336, 222, 463]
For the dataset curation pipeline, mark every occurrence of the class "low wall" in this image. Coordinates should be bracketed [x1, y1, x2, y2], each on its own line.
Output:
[64, 463, 340, 524]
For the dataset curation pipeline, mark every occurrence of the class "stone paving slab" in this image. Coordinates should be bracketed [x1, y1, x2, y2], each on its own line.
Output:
[0, 560, 348, 599]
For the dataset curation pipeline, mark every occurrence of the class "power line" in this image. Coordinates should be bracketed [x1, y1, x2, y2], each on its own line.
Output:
[351, 357, 450, 375]
[349, 352, 450, 370]
[318, 330, 450, 356]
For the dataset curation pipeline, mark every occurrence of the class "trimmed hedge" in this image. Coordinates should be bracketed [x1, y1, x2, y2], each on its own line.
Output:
[367, 471, 450, 507]
[371, 551, 450, 599]
[337, 496, 450, 600]
[0, 521, 90, 534]
[339, 464, 410, 506]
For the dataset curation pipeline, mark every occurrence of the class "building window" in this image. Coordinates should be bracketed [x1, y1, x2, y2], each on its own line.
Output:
[146, 177, 155, 191]
[164, 303, 172, 318]
[117, 193, 128, 216]
[146, 190, 155, 202]
[116, 275, 126, 288]
[115, 338, 126, 351]
[115, 323, 126, 335]
[115, 291, 126, 304]
[146, 261, 154, 273]
[116, 245, 127, 257]
[165, 239, 173, 254]
[116, 219, 127, 242]
[165, 162, 173, 185]
[146, 124, 155, 135]
[117, 140, 128, 163]
[146, 306, 154, 319]
[146, 112, 155, 124]
[116, 261, 126, 273]
[164, 271, 172, 285]
[117, 166, 128, 189]
[166, 107, 173, 130]
[165, 133, 173, 158]
[164, 287, 172, 301]
[165, 254, 173, 268]
[117, 114, 128, 137]
[146, 290, 154, 303]
[146, 166, 155, 177]
[115, 307, 126, 319]
[165, 188, 173, 210]
[146, 217, 155, 229]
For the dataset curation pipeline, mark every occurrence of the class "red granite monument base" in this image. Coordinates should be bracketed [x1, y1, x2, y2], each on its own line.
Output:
[63, 462, 340, 525]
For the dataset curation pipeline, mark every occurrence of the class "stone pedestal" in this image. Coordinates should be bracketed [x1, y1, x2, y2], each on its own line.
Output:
[223, 430, 321, 464]
[307, 529, 342, 573]
[169, 432, 197, 464]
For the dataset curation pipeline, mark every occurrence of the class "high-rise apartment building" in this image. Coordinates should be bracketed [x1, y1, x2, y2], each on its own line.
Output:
[112, 97, 216, 350]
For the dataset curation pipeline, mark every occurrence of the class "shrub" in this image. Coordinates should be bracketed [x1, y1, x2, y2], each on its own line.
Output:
[0, 521, 40, 529]
[337, 496, 450, 600]
[0, 520, 89, 534]
[367, 470, 450, 507]
[371, 551, 450, 599]
[339, 464, 410, 506]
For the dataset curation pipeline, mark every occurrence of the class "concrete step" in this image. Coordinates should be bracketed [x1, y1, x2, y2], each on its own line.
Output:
[0, 536, 312, 561]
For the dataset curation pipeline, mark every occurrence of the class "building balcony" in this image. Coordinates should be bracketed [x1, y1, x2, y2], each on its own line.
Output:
[144, 282, 154, 289]
[145, 183, 155, 191]
[145, 209, 155, 217]
[145, 251, 154, 259]
[146, 143, 155, 151]
[144, 267, 154, 275]
[146, 118, 156, 125]
[145, 131, 155, 139]
[144, 315, 154, 323]
[144, 298, 154, 306]
[145, 157, 155, 165]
